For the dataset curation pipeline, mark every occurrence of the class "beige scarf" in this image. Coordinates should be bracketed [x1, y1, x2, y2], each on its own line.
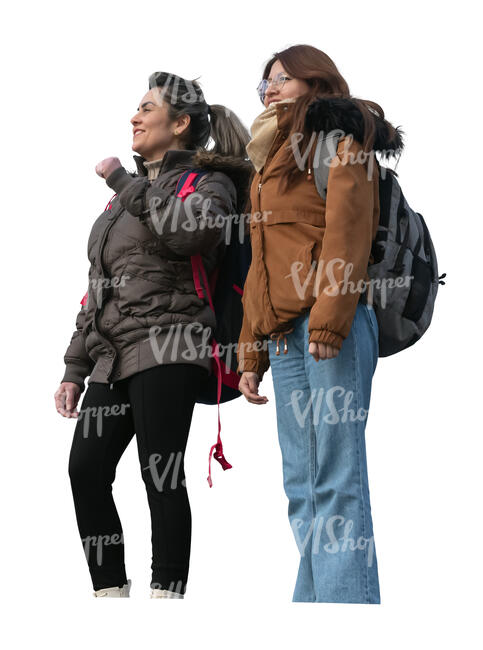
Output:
[246, 97, 296, 172]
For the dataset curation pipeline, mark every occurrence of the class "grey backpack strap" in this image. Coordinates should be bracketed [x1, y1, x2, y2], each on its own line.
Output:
[313, 130, 343, 201]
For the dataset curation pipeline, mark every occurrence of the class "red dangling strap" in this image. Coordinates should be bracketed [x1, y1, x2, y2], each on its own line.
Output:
[206, 338, 232, 487]
[177, 172, 233, 487]
[191, 253, 232, 487]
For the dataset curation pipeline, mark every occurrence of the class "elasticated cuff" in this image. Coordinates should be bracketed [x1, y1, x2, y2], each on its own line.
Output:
[308, 328, 344, 349]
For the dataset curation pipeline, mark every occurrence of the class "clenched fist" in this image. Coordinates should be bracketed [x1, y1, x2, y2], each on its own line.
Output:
[308, 341, 340, 361]
[95, 157, 122, 180]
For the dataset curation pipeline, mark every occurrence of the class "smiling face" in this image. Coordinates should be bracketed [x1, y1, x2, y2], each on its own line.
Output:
[262, 59, 310, 108]
[130, 87, 190, 161]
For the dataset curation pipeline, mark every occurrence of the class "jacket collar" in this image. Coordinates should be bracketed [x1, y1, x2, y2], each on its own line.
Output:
[133, 149, 197, 177]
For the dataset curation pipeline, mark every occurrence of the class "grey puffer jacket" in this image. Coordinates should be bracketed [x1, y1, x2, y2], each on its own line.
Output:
[61, 148, 252, 392]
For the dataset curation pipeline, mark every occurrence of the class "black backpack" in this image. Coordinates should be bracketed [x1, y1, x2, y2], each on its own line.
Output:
[313, 132, 446, 356]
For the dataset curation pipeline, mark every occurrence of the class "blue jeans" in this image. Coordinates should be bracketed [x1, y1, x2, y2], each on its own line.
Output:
[268, 301, 380, 603]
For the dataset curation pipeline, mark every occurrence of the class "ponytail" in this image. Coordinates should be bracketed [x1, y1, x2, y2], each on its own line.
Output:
[207, 104, 250, 158]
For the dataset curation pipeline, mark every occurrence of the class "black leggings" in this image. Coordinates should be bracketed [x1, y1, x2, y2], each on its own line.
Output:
[68, 363, 208, 593]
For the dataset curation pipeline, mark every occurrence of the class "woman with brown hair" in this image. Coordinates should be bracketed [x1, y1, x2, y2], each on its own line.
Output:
[237, 45, 403, 603]
[55, 71, 252, 598]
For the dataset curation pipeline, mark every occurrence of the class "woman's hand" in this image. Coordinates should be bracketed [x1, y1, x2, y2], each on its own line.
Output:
[54, 382, 81, 418]
[95, 157, 122, 180]
[309, 341, 340, 362]
[238, 372, 268, 405]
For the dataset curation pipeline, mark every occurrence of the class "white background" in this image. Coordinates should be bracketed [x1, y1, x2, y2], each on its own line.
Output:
[1, 0, 481, 648]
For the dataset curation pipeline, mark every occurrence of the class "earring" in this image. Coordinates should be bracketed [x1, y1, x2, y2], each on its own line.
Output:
[174, 130, 179, 135]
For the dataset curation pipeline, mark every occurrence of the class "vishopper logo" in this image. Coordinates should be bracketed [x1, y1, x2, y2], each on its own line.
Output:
[145, 322, 269, 366]
[236, 337, 270, 356]
[77, 403, 131, 439]
[150, 581, 184, 597]
[146, 193, 272, 245]
[288, 386, 369, 428]
[82, 533, 124, 566]
[142, 452, 186, 491]
[288, 129, 386, 182]
[291, 516, 375, 567]
[148, 77, 233, 120]
[285, 257, 413, 309]
[89, 274, 131, 309]
[149, 76, 203, 107]
[247, 210, 273, 225]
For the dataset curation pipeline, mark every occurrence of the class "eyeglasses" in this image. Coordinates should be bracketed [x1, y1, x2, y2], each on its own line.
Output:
[256, 73, 292, 104]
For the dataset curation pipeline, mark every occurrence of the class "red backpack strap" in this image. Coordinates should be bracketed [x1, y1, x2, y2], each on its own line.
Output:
[104, 193, 117, 211]
[191, 255, 232, 487]
[176, 171, 232, 487]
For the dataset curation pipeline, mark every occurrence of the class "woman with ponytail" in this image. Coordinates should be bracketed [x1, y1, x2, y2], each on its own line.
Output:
[237, 45, 404, 603]
[54, 71, 252, 598]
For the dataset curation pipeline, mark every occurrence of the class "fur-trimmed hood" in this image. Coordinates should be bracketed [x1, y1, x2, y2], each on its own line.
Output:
[191, 150, 253, 212]
[305, 96, 405, 160]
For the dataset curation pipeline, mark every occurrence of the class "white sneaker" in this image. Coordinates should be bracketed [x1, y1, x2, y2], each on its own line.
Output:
[150, 588, 184, 599]
[93, 579, 131, 597]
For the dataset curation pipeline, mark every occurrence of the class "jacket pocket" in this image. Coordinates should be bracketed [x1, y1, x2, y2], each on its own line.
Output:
[263, 209, 324, 226]
[262, 218, 323, 319]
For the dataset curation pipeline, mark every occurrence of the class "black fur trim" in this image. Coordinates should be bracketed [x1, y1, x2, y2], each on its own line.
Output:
[305, 97, 405, 159]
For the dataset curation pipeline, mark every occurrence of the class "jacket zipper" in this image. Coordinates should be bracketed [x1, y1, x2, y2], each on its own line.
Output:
[95, 162, 179, 389]
[93, 206, 120, 385]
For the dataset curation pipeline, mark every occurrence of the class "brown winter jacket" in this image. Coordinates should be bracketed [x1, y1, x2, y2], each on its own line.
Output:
[236, 96, 403, 381]
[61, 148, 252, 392]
